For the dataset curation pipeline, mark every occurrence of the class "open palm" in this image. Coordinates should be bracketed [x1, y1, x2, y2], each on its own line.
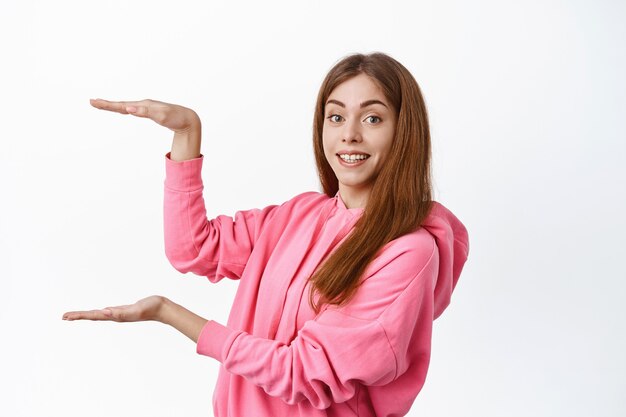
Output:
[62, 295, 164, 322]
[89, 98, 200, 133]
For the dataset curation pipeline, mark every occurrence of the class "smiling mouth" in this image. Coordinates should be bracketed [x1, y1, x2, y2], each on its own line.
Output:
[336, 154, 370, 166]
[337, 154, 370, 163]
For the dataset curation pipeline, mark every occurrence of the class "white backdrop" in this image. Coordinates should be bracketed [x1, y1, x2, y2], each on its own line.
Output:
[1, 1, 624, 416]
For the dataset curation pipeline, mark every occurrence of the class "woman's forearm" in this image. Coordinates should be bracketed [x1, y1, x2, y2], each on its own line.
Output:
[157, 297, 208, 344]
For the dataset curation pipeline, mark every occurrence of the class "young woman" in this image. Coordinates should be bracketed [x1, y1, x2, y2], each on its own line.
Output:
[63, 52, 470, 417]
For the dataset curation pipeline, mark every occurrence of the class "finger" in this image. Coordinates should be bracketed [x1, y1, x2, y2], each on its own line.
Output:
[89, 98, 130, 114]
[62, 309, 114, 321]
[62, 309, 107, 321]
[125, 105, 151, 118]
[89, 98, 151, 117]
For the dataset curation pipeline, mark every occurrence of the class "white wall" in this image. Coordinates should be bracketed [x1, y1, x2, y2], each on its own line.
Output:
[1, 0, 624, 415]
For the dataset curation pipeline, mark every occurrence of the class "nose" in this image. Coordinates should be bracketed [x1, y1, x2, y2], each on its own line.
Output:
[342, 119, 363, 143]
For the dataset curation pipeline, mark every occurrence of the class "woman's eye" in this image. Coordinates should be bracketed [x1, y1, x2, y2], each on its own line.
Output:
[327, 114, 380, 123]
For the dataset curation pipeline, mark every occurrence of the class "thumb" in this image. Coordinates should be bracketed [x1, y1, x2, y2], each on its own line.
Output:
[125, 106, 148, 117]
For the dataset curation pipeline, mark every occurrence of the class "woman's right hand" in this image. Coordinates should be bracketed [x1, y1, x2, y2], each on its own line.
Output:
[90, 98, 201, 161]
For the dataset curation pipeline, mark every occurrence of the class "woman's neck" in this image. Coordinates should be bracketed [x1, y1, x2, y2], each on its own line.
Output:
[338, 186, 370, 209]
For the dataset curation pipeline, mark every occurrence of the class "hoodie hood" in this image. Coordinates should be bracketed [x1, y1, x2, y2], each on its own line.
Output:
[421, 201, 470, 320]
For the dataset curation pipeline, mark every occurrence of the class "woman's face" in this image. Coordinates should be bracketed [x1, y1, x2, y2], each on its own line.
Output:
[322, 73, 397, 208]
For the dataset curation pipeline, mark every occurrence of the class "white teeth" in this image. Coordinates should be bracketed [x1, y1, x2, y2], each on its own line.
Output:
[339, 154, 369, 161]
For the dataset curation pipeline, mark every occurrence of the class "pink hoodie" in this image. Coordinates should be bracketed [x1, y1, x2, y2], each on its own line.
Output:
[163, 153, 470, 417]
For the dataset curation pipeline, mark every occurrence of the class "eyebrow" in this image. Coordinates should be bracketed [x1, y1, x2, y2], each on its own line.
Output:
[325, 99, 388, 109]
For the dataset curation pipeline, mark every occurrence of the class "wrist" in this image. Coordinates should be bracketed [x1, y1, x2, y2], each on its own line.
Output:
[154, 297, 208, 344]
[154, 296, 172, 323]
[170, 132, 201, 161]
[171, 111, 201, 161]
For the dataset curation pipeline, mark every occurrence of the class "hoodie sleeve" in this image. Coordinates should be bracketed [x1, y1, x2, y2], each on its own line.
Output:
[163, 153, 280, 281]
[196, 235, 439, 409]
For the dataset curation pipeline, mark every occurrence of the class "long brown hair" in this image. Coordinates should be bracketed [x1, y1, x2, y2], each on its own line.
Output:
[309, 52, 433, 313]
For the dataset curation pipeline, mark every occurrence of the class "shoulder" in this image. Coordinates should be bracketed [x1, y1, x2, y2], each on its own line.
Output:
[328, 229, 437, 321]
[245, 191, 330, 230]
[365, 228, 437, 282]
[275, 191, 330, 215]
[287, 190, 329, 206]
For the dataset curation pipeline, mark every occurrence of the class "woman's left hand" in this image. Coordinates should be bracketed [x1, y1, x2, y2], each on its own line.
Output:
[62, 295, 165, 322]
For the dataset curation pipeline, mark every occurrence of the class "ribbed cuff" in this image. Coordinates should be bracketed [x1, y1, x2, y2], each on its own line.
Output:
[196, 320, 241, 362]
[164, 152, 204, 192]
